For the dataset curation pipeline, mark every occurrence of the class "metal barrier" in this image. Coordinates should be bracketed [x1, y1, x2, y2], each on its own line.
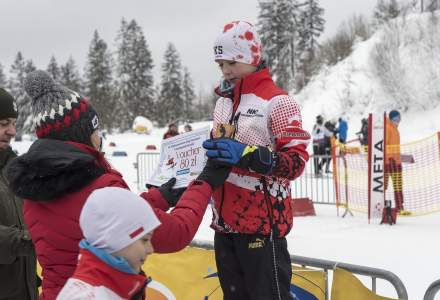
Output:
[190, 240, 408, 300]
[137, 152, 336, 204]
[424, 279, 440, 300]
[291, 154, 336, 204]
[136, 152, 160, 191]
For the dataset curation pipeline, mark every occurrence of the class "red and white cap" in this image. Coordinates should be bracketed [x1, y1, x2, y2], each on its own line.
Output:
[80, 187, 161, 254]
[214, 20, 262, 66]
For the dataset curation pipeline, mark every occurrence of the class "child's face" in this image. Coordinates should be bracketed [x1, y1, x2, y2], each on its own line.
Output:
[113, 232, 154, 273]
[217, 60, 257, 83]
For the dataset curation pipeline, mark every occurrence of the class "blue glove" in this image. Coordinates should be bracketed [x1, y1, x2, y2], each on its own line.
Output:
[202, 138, 274, 175]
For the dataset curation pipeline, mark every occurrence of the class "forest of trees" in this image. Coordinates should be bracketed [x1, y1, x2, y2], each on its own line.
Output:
[1, 0, 439, 135]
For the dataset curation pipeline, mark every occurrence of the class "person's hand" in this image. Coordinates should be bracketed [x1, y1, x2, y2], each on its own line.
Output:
[202, 138, 275, 175]
[147, 178, 186, 207]
[196, 159, 231, 190]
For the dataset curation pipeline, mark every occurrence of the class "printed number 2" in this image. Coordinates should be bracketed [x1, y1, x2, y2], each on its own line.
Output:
[214, 46, 223, 55]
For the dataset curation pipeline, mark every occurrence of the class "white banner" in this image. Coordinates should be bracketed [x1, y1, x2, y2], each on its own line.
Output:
[146, 127, 210, 188]
[368, 113, 385, 221]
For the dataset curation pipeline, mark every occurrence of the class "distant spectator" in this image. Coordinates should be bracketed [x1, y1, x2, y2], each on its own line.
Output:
[312, 115, 326, 175]
[384, 110, 407, 215]
[336, 117, 348, 143]
[322, 120, 336, 173]
[356, 118, 369, 146]
[163, 123, 179, 139]
[183, 124, 192, 132]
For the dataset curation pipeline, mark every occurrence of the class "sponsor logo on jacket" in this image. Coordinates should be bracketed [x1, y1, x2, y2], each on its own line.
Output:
[242, 108, 264, 118]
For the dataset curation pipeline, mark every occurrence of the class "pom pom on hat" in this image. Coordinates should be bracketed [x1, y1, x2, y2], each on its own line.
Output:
[214, 21, 262, 66]
[24, 70, 99, 146]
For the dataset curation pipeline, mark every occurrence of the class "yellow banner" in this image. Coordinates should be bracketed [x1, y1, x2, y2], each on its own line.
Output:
[331, 267, 397, 300]
[145, 247, 325, 300]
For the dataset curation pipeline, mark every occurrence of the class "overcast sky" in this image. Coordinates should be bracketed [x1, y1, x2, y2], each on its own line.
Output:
[0, 0, 377, 92]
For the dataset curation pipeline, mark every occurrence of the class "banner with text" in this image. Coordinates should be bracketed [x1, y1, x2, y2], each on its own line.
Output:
[368, 113, 385, 222]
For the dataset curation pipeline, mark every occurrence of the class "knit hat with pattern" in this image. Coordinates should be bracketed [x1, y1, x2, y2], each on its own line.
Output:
[24, 70, 99, 146]
[214, 20, 262, 66]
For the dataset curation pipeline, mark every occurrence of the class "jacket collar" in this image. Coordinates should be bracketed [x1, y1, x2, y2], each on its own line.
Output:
[214, 68, 273, 99]
[65, 140, 112, 172]
[73, 248, 148, 299]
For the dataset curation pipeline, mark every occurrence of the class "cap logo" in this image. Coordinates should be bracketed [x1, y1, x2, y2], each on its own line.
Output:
[92, 115, 99, 129]
[129, 226, 145, 239]
[214, 45, 223, 55]
[13, 102, 17, 113]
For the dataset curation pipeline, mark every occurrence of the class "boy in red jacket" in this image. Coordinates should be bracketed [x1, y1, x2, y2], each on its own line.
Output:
[203, 21, 310, 300]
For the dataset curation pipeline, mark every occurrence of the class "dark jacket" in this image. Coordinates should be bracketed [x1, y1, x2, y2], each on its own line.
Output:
[0, 147, 38, 300]
[6, 139, 213, 300]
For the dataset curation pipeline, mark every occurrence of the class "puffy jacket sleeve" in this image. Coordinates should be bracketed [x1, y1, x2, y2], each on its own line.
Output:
[140, 188, 169, 211]
[150, 180, 212, 253]
[0, 225, 34, 264]
[269, 95, 311, 180]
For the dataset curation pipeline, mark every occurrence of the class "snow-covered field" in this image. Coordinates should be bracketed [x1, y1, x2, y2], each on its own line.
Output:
[11, 122, 440, 299]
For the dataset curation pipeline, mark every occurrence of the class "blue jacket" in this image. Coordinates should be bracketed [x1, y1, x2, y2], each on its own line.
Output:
[337, 119, 348, 143]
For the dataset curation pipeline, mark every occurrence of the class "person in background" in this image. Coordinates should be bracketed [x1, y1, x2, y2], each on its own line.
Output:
[0, 88, 39, 300]
[322, 120, 336, 173]
[336, 117, 348, 144]
[202, 21, 310, 300]
[6, 70, 230, 300]
[356, 118, 368, 147]
[163, 123, 179, 139]
[312, 115, 325, 176]
[183, 124, 192, 133]
[384, 110, 407, 215]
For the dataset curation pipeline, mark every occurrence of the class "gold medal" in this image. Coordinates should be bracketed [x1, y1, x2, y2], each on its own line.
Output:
[214, 123, 236, 138]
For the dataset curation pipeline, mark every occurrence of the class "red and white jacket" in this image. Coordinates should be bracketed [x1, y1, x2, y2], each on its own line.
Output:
[211, 68, 310, 237]
[56, 249, 147, 300]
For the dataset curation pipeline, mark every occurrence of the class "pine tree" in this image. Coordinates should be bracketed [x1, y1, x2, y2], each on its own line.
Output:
[84, 30, 115, 131]
[60, 56, 83, 93]
[46, 55, 61, 82]
[296, 0, 325, 90]
[182, 67, 196, 121]
[157, 43, 184, 126]
[427, 0, 440, 12]
[258, 0, 301, 90]
[0, 63, 6, 87]
[8, 52, 35, 137]
[115, 19, 155, 131]
[374, 0, 401, 24]
[258, 1, 280, 69]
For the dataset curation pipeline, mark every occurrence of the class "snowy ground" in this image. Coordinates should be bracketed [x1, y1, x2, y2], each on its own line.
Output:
[11, 123, 440, 299]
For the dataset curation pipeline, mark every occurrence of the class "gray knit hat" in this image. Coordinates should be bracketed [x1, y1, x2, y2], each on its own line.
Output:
[24, 70, 99, 146]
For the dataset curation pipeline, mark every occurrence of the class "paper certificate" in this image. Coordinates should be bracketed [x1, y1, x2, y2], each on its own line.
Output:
[146, 126, 210, 188]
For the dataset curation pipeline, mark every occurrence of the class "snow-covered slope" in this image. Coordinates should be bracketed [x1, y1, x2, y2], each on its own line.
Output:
[295, 12, 440, 144]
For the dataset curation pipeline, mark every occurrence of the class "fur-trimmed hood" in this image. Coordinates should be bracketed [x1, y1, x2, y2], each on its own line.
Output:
[6, 139, 106, 202]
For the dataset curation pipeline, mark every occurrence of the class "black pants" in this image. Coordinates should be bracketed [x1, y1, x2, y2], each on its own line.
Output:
[214, 232, 293, 300]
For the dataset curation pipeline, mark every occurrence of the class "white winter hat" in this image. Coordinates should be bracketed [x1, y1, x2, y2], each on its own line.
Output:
[213, 20, 262, 66]
[80, 187, 161, 254]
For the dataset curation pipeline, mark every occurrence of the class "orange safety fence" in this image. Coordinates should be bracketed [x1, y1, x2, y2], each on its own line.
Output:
[332, 133, 440, 216]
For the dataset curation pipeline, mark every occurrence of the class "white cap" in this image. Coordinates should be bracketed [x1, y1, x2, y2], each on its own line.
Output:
[80, 187, 161, 254]
[214, 20, 262, 66]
